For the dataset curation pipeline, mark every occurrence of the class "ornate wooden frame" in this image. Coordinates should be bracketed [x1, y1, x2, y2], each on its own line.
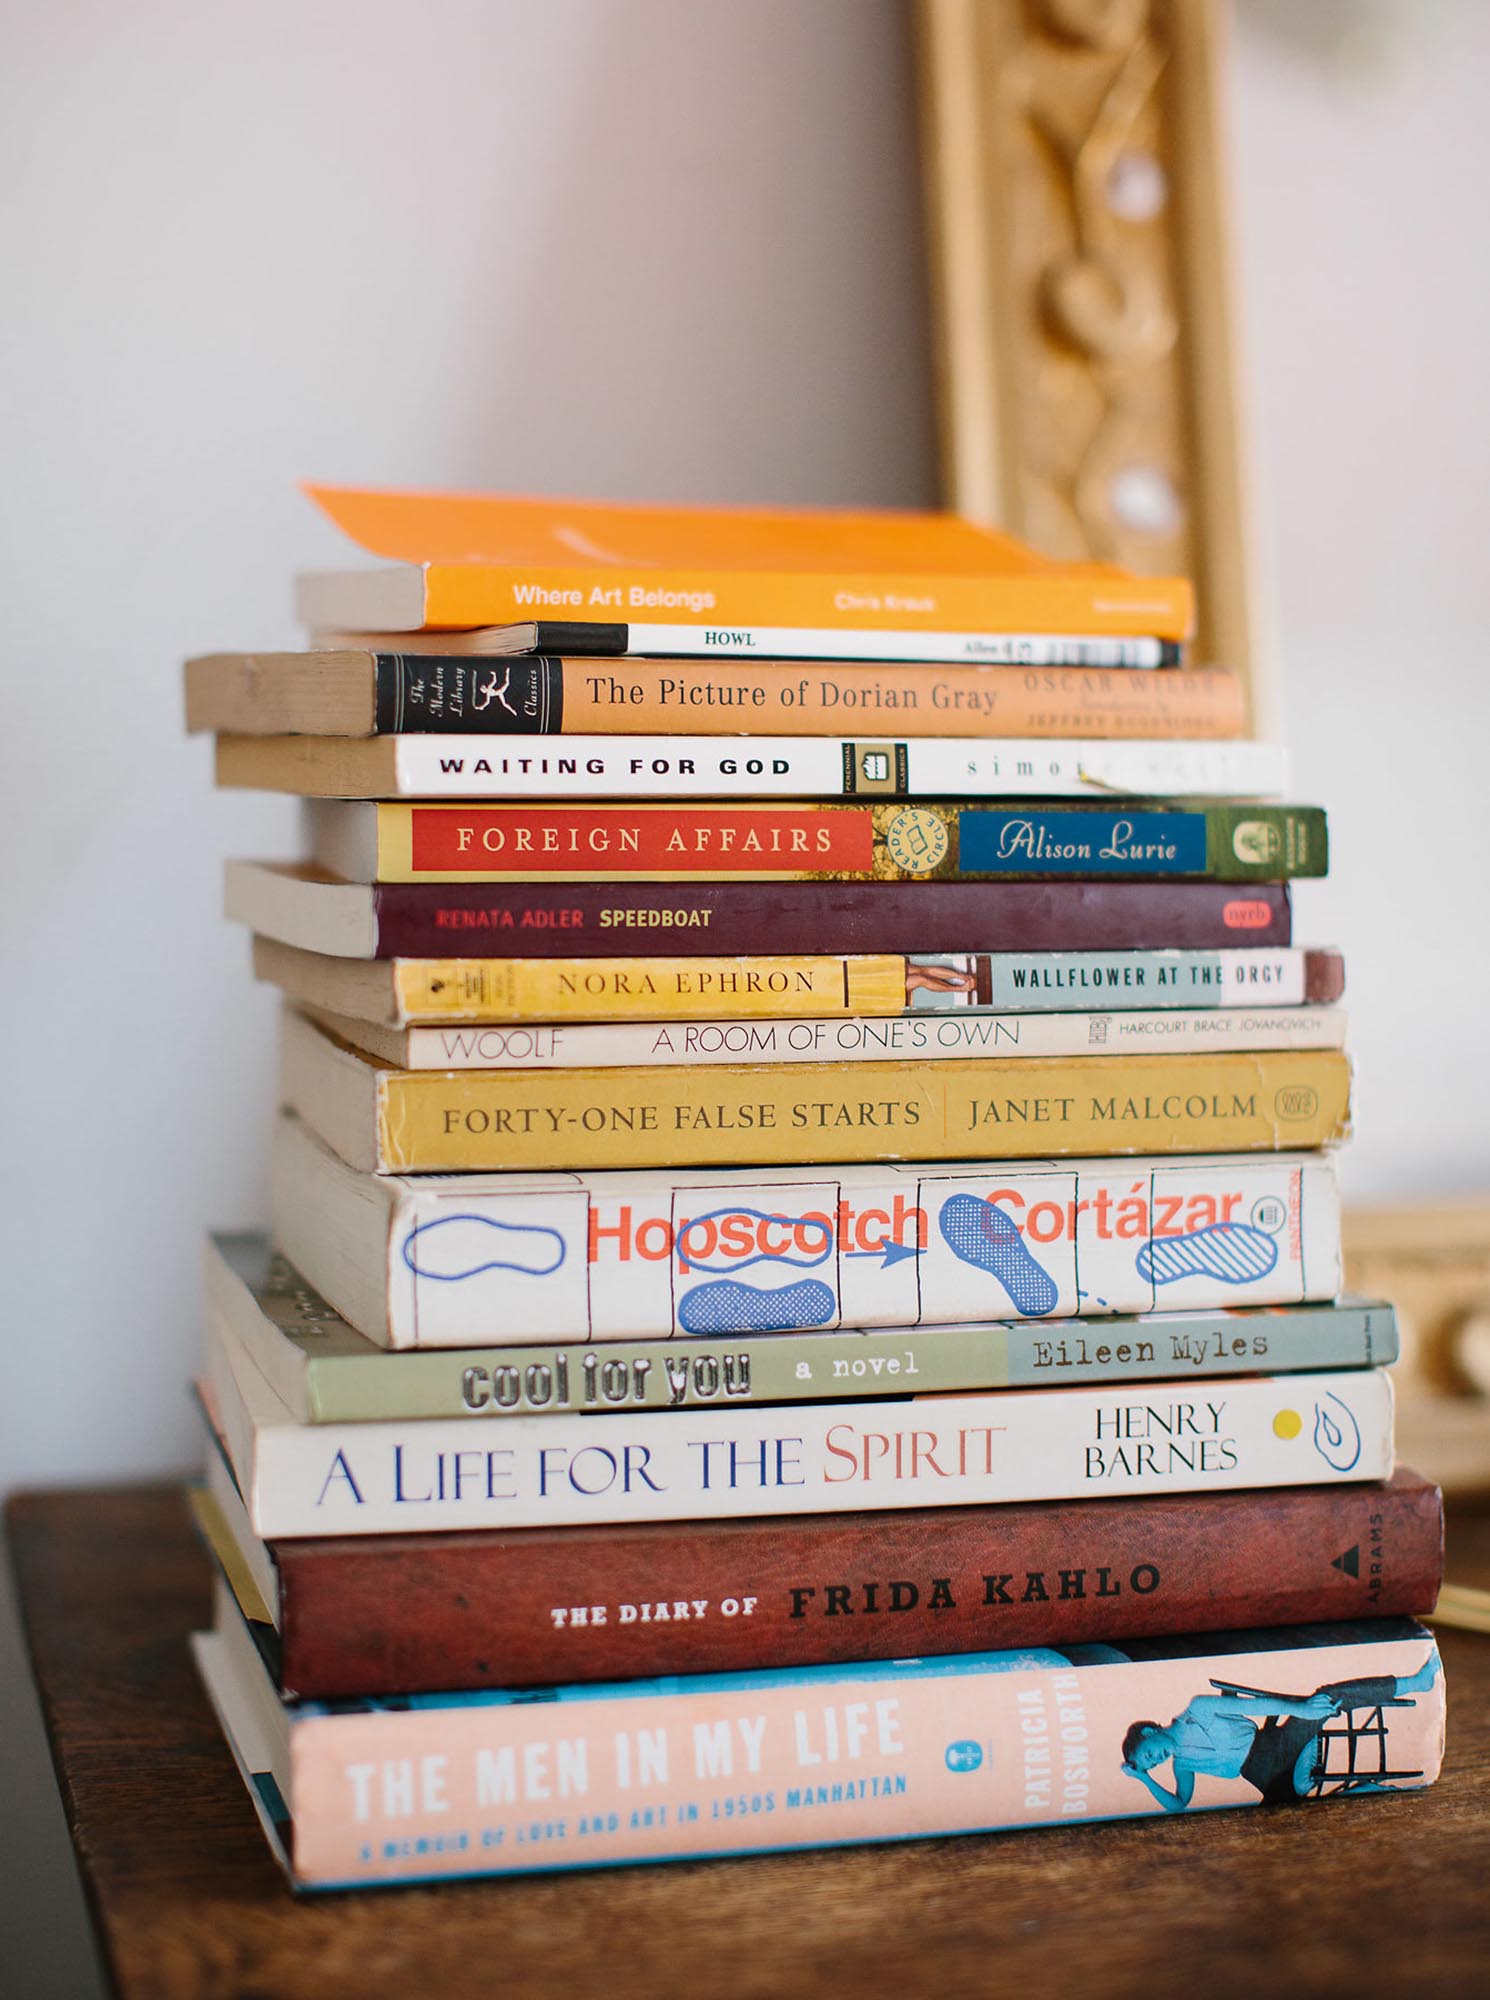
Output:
[914, 0, 1258, 726]
[913, 2, 1490, 1500]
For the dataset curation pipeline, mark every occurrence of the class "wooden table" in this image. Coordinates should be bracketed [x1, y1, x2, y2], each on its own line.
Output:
[9, 1485, 1490, 2000]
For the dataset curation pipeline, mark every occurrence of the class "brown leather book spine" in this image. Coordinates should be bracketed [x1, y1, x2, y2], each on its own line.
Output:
[273, 1470, 1442, 1698]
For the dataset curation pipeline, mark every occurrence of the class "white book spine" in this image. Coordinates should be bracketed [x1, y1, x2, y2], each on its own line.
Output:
[225, 1356, 1394, 1537]
[384, 736, 1286, 800]
[947, 947, 1317, 1010]
[296, 1148, 1340, 1349]
[623, 626, 1170, 665]
[399, 1006, 1348, 1070]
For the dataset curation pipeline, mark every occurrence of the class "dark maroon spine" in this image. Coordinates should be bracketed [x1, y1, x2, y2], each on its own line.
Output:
[368, 879, 1292, 958]
[267, 1471, 1441, 1698]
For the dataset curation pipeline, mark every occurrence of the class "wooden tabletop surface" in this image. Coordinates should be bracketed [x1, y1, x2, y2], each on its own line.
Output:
[9, 1484, 1490, 2000]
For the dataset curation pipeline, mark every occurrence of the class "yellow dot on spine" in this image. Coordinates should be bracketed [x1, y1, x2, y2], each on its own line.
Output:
[1273, 1409, 1303, 1440]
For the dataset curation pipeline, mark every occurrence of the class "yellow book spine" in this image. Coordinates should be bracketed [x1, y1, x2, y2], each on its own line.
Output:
[372, 1049, 1351, 1173]
[185, 1490, 273, 1627]
[389, 955, 909, 1022]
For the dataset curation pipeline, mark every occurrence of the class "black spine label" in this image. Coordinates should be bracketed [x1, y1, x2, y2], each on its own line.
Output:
[529, 623, 630, 655]
[373, 656, 563, 735]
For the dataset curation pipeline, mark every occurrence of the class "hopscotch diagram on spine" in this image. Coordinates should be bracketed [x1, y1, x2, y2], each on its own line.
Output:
[389, 1159, 1320, 1346]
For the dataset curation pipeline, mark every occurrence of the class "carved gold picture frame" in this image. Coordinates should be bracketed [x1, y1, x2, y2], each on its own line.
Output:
[914, 2, 1490, 1499]
[914, 0, 1257, 727]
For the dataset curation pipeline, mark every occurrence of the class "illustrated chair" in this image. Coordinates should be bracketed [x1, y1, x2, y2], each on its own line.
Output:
[1208, 1677, 1426, 1797]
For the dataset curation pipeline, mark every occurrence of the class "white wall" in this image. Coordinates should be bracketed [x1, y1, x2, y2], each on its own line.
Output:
[1230, 1, 1490, 1201]
[0, 0, 934, 1502]
[1, 5, 1487, 1981]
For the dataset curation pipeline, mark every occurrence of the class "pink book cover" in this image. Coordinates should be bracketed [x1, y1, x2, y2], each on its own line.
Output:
[194, 1606, 1444, 1890]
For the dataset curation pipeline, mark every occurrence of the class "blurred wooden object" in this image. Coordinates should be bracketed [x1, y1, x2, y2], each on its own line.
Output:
[914, 0, 1256, 724]
[1344, 1201, 1490, 1497]
[914, 1, 1490, 1490]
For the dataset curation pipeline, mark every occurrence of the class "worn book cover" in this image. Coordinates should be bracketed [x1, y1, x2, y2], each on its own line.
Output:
[226, 862, 1295, 960]
[220, 738, 1288, 804]
[325, 1004, 1348, 1073]
[270, 1112, 1346, 1347]
[251, 936, 1343, 1027]
[210, 1231, 1392, 1420]
[303, 799, 1321, 884]
[194, 1457, 1440, 1694]
[294, 483, 1195, 638]
[309, 623, 1184, 666]
[279, 1007, 1352, 1174]
[205, 1309, 1396, 1536]
[194, 1594, 1442, 1887]
[187, 652, 1237, 738]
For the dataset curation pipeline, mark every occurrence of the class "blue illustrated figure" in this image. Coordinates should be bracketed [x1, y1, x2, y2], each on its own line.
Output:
[1120, 1652, 1439, 1809]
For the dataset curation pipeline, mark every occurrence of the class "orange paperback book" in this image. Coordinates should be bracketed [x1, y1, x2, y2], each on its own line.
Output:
[295, 484, 1195, 639]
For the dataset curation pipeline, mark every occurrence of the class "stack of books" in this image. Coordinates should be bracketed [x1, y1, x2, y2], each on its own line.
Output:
[184, 485, 1445, 1892]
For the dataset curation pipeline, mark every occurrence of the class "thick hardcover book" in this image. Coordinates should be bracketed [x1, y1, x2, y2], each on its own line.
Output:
[324, 1004, 1350, 1073]
[226, 862, 1295, 960]
[203, 1302, 1395, 1536]
[279, 1007, 1352, 1175]
[312, 623, 1183, 666]
[198, 1458, 1442, 1695]
[222, 739, 1288, 807]
[188, 652, 1225, 739]
[193, 1593, 1443, 1887]
[253, 936, 1344, 1028]
[305, 798, 1318, 885]
[210, 1231, 1393, 1422]
[271, 1110, 1345, 1347]
[295, 482, 1195, 639]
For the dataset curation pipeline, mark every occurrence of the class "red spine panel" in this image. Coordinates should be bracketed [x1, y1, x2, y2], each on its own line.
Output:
[273, 1470, 1441, 1698]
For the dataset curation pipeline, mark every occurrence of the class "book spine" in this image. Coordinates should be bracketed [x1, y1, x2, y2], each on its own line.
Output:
[371, 656, 1231, 736]
[272, 1476, 1441, 1695]
[235, 1367, 1395, 1537]
[348, 741, 1285, 804]
[947, 946, 1340, 1010]
[389, 954, 909, 1021]
[395, 1006, 1349, 1070]
[373, 655, 562, 733]
[273, 1130, 1344, 1345]
[356, 800, 1317, 884]
[368, 880, 1295, 958]
[349, 1044, 1352, 1173]
[613, 626, 1185, 665]
[420, 564, 1196, 639]
[290, 1301, 1397, 1422]
[358, 947, 1338, 1022]
[262, 1621, 1441, 1885]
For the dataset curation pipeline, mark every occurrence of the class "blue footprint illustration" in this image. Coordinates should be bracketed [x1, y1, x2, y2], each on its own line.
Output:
[675, 1208, 832, 1275]
[1137, 1223, 1278, 1288]
[936, 1196, 1059, 1315]
[402, 1214, 566, 1282]
[679, 1279, 836, 1334]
